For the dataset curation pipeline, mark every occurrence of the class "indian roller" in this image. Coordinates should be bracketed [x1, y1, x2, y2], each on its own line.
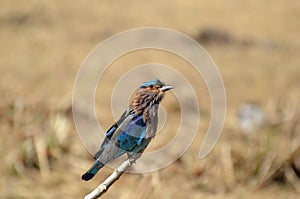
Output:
[82, 79, 174, 181]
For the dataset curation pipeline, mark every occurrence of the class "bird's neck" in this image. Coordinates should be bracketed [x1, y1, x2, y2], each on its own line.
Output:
[130, 90, 163, 122]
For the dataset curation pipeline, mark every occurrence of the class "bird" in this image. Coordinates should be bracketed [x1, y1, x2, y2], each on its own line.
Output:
[82, 79, 174, 181]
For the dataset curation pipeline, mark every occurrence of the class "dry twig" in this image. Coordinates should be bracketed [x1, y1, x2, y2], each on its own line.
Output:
[84, 157, 138, 199]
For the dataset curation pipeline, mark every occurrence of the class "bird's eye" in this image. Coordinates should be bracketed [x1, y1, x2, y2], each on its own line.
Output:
[146, 85, 153, 90]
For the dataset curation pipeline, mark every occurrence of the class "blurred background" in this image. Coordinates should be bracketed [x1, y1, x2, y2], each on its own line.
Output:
[1, 0, 300, 198]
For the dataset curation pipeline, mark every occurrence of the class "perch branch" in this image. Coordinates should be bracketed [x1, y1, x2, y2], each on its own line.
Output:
[84, 156, 139, 199]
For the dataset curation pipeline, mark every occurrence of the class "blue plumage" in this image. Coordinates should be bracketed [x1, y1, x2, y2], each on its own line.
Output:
[82, 79, 173, 181]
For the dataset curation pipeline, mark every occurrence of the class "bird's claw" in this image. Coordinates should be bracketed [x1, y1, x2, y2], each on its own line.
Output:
[129, 158, 136, 165]
[128, 153, 141, 165]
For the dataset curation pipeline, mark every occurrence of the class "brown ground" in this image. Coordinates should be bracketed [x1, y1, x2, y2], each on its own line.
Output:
[1, 0, 300, 198]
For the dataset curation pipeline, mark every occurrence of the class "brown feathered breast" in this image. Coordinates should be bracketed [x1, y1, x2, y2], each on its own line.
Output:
[130, 87, 165, 122]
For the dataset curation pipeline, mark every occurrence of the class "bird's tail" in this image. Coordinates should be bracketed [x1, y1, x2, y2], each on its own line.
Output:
[82, 160, 105, 181]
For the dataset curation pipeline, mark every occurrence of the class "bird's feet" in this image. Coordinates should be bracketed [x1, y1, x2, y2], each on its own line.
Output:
[127, 153, 141, 165]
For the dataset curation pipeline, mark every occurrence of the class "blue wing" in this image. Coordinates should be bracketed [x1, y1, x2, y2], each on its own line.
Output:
[93, 110, 130, 159]
[82, 110, 152, 181]
[99, 111, 150, 155]
[117, 114, 149, 151]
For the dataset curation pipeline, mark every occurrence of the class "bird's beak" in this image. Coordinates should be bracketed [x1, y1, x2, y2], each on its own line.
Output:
[159, 85, 174, 92]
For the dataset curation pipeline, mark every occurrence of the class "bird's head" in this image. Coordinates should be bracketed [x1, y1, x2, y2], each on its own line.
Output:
[138, 79, 174, 93]
[131, 79, 174, 115]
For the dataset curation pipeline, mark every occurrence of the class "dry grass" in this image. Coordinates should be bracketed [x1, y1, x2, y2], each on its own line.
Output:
[1, 0, 300, 198]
